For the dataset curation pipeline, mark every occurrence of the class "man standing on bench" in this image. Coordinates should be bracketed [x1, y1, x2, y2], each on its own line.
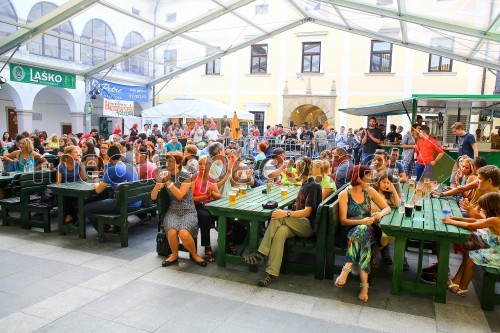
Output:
[243, 157, 321, 287]
[83, 145, 140, 234]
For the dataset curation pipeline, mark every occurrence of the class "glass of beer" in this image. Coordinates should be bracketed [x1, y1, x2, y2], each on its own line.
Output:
[281, 186, 288, 199]
[431, 180, 439, 191]
[239, 185, 247, 198]
[229, 190, 238, 205]
[404, 203, 414, 218]
[266, 180, 274, 193]
[408, 179, 415, 189]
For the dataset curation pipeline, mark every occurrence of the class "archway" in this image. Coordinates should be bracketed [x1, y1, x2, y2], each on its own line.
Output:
[33, 86, 73, 135]
[289, 104, 328, 128]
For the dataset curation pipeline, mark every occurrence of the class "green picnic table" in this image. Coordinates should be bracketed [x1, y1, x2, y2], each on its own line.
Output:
[0, 171, 22, 185]
[47, 181, 98, 239]
[205, 184, 300, 272]
[380, 183, 470, 303]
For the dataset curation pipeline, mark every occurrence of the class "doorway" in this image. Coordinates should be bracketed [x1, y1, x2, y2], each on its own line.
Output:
[61, 124, 72, 135]
[7, 108, 17, 135]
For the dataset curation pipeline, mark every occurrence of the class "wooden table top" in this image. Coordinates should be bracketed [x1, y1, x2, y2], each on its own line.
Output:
[47, 181, 97, 196]
[205, 184, 301, 217]
[380, 183, 469, 239]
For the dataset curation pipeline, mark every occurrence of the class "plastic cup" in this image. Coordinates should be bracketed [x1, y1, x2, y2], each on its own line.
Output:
[229, 190, 237, 205]
[239, 186, 247, 197]
[281, 187, 288, 199]
[404, 204, 414, 217]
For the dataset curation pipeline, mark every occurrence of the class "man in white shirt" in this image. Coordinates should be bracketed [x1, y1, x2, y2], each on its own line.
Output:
[335, 126, 348, 149]
[142, 124, 151, 136]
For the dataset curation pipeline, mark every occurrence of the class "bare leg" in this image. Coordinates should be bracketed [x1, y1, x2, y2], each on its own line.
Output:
[359, 268, 369, 302]
[458, 254, 475, 291]
[167, 229, 180, 261]
[372, 247, 380, 268]
[179, 230, 204, 262]
[450, 252, 467, 285]
[335, 262, 353, 287]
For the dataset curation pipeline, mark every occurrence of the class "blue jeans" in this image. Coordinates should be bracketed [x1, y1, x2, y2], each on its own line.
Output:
[360, 152, 374, 166]
[415, 162, 432, 181]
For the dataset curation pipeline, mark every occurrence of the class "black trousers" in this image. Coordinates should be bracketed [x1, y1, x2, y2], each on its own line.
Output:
[196, 205, 215, 247]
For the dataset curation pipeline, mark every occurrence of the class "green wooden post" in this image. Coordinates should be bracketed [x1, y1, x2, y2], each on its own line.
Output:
[411, 98, 417, 124]
[57, 192, 66, 235]
[435, 240, 451, 303]
[248, 218, 259, 273]
[391, 236, 406, 295]
[217, 214, 227, 267]
[78, 197, 86, 239]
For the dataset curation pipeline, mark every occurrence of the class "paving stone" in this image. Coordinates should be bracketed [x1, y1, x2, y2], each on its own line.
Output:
[93, 322, 148, 333]
[113, 302, 176, 332]
[79, 267, 144, 293]
[77, 293, 142, 320]
[435, 303, 491, 333]
[50, 265, 103, 285]
[21, 286, 105, 321]
[154, 312, 221, 333]
[357, 307, 436, 333]
[274, 311, 330, 332]
[0, 311, 50, 333]
[33, 311, 109, 333]
[224, 303, 283, 331]
[81, 256, 128, 272]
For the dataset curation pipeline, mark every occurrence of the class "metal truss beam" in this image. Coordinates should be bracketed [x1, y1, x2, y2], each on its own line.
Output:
[0, 0, 99, 56]
[83, 0, 254, 77]
[148, 19, 307, 86]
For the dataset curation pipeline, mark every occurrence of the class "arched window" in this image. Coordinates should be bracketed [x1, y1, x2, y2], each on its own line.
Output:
[122, 31, 148, 75]
[27, 2, 74, 61]
[81, 19, 116, 65]
[0, 0, 17, 38]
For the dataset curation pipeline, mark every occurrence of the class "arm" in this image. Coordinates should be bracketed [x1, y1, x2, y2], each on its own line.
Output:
[165, 180, 192, 200]
[431, 152, 444, 166]
[271, 206, 313, 219]
[150, 182, 164, 200]
[338, 190, 375, 227]
[2, 150, 19, 163]
[361, 131, 368, 145]
[56, 167, 63, 184]
[435, 180, 478, 197]
[94, 181, 109, 194]
[367, 130, 382, 144]
[399, 172, 407, 183]
[79, 162, 87, 181]
[368, 187, 391, 220]
[442, 216, 497, 230]
[471, 142, 478, 159]
[33, 153, 47, 170]
[322, 187, 332, 201]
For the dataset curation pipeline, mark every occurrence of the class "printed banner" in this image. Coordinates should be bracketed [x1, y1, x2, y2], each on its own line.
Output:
[90, 78, 149, 102]
[103, 98, 134, 118]
[10, 63, 76, 89]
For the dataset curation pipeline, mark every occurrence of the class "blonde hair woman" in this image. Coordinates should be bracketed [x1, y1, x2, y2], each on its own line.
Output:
[312, 159, 336, 201]
[3, 138, 47, 171]
[48, 134, 59, 149]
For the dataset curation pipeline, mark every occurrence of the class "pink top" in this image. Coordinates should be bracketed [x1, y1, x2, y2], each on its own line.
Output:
[138, 161, 156, 179]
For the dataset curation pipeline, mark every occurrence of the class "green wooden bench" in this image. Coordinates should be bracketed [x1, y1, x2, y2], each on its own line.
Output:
[280, 186, 345, 280]
[0, 171, 54, 232]
[324, 199, 344, 280]
[96, 180, 157, 247]
[481, 266, 500, 311]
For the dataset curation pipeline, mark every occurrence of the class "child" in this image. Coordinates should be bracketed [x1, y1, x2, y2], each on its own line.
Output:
[371, 171, 399, 268]
[443, 192, 500, 296]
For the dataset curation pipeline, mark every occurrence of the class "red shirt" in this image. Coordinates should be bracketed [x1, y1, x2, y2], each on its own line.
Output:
[415, 136, 443, 164]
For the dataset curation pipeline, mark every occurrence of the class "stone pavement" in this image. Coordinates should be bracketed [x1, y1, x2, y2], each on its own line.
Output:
[0, 217, 498, 333]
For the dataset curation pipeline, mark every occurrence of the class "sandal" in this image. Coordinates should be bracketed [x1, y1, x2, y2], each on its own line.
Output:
[381, 247, 393, 265]
[358, 283, 369, 303]
[243, 252, 265, 265]
[227, 243, 238, 255]
[448, 285, 468, 297]
[204, 246, 216, 263]
[334, 265, 351, 288]
[446, 279, 459, 289]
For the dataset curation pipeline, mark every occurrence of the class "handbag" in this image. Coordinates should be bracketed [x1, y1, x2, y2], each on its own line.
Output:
[156, 231, 171, 257]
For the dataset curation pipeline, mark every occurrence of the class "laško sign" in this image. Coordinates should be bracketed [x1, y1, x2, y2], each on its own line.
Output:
[9, 64, 76, 89]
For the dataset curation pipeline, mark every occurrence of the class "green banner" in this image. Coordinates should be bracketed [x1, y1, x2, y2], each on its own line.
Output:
[9, 63, 76, 89]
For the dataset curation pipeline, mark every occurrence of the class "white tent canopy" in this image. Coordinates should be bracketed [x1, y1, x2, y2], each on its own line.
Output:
[141, 97, 254, 122]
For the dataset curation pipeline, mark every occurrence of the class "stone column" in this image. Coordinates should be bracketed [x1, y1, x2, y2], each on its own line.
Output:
[16, 110, 33, 134]
[71, 112, 85, 134]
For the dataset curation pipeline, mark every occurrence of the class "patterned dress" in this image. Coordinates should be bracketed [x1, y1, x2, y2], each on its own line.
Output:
[163, 170, 198, 238]
[338, 188, 375, 274]
[469, 229, 500, 268]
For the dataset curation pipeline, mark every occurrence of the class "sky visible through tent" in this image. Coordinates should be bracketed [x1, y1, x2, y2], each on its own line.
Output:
[0, 0, 498, 86]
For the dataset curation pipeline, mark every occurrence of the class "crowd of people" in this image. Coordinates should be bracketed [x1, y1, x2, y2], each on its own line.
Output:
[0, 115, 498, 304]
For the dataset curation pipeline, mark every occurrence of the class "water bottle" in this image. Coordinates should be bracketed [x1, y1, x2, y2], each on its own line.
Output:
[398, 195, 405, 214]
[441, 201, 451, 217]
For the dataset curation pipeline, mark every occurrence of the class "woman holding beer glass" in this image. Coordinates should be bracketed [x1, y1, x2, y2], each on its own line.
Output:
[335, 165, 391, 303]
[151, 151, 207, 267]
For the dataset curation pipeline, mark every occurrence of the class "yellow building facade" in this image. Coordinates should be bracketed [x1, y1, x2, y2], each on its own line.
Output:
[157, 22, 496, 133]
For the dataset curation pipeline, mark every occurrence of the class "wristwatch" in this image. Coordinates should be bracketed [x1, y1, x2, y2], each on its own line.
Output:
[287, 211, 291, 217]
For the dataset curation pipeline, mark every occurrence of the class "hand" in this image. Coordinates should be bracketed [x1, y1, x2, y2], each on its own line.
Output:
[361, 216, 375, 225]
[431, 161, 436, 166]
[442, 217, 452, 224]
[371, 212, 382, 221]
[271, 209, 287, 219]
[159, 170, 171, 182]
[459, 199, 469, 211]
[430, 189, 440, 196]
